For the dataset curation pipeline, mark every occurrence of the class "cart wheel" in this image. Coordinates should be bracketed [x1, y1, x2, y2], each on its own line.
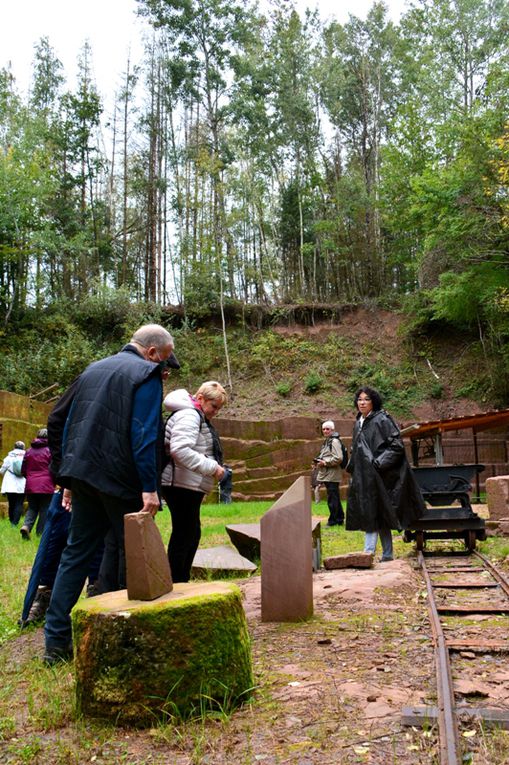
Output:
[415, 531, 424, 551]
[465, 530, 476, 552]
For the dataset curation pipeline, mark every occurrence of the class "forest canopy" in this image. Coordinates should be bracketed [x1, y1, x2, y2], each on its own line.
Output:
[0, 0, 508, 400]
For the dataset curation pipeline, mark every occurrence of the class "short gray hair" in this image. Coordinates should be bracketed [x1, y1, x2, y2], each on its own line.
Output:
[322, 420, 334, 430]
[131, 324, 174, 351]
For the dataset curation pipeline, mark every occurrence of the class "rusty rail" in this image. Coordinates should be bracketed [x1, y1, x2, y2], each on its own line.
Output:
[417, 551, 461, 765]
[473, 550, 509, 598]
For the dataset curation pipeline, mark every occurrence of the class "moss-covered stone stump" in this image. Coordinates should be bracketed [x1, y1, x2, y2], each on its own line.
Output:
[71, 582, 253, 726]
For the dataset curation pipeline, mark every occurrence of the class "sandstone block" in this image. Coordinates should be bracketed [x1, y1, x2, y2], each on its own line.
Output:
[72, 582, 253, 725]
[323, 552, 374, 569]
[496, 520, 509, 537]
[124, 512, 172, 600]
[486, 476, 509, 521]
[261, 475, 313, 622]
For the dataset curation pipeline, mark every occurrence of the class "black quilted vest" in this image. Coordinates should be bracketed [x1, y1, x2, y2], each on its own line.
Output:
[59, 345, 161, 499]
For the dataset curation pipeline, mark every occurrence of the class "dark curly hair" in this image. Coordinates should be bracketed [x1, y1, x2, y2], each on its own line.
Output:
[353, 386, 383, 412]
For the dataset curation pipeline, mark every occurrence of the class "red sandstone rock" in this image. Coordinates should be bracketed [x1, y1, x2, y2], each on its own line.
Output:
[124, 512, 172, 600]
[260, 476, 313, 622]
[323, 552, 374, 569]
[486, 476, 509, 521]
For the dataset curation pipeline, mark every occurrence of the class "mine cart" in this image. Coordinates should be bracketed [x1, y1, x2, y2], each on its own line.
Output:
[402, 464, 486, 551]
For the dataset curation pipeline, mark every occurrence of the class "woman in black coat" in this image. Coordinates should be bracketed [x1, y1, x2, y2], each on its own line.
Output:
[346, 386, 425, 561]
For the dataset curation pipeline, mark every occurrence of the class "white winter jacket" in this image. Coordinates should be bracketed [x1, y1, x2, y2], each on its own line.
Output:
[161, 389, 219, 494]
[0, 448, 26, 494]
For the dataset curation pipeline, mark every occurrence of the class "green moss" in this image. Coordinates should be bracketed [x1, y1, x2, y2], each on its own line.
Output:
[72, 583, 253, 726]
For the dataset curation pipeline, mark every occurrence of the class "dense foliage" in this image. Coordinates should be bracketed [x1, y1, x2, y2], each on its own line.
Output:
[1, 0, 509, 401]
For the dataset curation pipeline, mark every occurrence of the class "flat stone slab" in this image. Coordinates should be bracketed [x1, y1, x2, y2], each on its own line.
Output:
[227, 518, 321, 562]
[75, 581, 236, 612]
[323, 552, 374, 569]
[191, 545, 257, 576]
[124, 512, 172, 600]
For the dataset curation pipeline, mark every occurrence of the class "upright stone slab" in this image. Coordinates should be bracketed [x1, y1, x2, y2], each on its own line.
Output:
[261, 475, 313, 622]
[124, 512, 172, 600]
[72, 582, 253, 726]
[486, 476, 509, 521]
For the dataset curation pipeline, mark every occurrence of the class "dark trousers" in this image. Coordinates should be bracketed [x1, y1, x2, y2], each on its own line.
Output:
[44, 479, 141, 649]
[325, 482, 344, 525]
[162, 485, 204, 583]
[96, 527, 123, 593]
[21, 491, 105, 623]
[24, 493, 52, 534]
[6, 493, 24, 526]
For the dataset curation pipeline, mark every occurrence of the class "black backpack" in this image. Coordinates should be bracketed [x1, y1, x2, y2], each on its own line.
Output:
[339, 438, 348, 469]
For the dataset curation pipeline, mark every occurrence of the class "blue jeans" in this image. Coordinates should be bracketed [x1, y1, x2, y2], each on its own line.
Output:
[364, 528, 393, 560]
[44, 479, 141, 650]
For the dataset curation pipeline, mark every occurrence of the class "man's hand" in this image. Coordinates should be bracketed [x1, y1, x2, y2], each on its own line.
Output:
[62, 488, 72, 512]
[141, 491, 161, 517]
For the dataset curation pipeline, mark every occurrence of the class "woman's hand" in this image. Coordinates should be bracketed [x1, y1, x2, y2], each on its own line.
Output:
[214, 465, 226, 481]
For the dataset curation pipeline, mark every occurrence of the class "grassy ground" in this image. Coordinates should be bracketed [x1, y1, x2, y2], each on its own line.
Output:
[2, 500, 507, 646]
[2, 504, 509, 765]
[0, 500, 369, 646]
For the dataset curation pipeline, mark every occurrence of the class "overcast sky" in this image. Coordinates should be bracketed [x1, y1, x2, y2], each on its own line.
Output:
[1, 0, 407, 113]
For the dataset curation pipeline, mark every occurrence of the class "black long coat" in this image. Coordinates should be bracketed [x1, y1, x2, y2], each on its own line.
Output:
[346, 409, 425, 532]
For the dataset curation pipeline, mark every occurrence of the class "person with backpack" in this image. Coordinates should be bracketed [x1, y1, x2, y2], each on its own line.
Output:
[314, 420, 347, 527]
[0, 440, 26, 526]
[161, 381, 227, 582]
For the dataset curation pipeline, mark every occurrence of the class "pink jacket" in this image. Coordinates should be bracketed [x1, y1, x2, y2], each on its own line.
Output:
[22, 438, 55, 494]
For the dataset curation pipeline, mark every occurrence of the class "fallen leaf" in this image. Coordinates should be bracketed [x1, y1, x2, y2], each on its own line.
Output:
[462, 730, 476, 738]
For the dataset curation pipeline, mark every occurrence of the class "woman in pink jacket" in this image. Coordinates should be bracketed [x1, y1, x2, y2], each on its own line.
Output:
[20, 428, 55, 539]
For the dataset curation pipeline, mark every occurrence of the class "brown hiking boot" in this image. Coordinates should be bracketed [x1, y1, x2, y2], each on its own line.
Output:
[25, 586, 52, 626]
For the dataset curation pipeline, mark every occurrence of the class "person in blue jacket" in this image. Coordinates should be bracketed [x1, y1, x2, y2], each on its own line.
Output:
[43, 324, 176, 665]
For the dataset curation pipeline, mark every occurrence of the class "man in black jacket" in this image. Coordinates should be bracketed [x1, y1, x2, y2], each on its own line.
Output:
[43, 324, 176, 664]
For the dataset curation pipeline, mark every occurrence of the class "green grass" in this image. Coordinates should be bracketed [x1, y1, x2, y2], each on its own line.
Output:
[0, 499, 416, 647]
[0, 520, 41, 644]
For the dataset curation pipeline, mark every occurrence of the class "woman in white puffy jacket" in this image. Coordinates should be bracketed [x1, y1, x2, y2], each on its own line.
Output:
[0, 441, 26, 526]
[161, 381, 227, 582]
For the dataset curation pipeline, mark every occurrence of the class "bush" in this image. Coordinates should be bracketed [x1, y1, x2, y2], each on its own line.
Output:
[429, 382, 444, 399]
[304, 371, 323, 394]
[276, 381, 292, 397]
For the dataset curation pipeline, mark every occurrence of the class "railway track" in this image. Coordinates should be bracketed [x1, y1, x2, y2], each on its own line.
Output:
[404, 549, 509, 764]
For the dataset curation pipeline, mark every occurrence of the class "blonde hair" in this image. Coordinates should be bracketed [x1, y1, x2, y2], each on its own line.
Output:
[195, 380, 227, 407]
